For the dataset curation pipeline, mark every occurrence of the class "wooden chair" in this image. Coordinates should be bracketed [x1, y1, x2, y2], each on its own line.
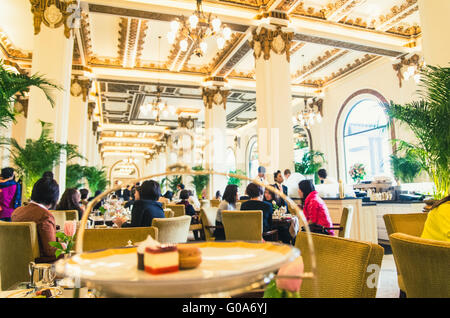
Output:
[50, 210, 79, 230]
[389, 233, 450, 298]
[383, 213, 429, 297]
[0, 222, 40, 290]
[295, 231, 384, 298]
[82, 227, 158, 252]
[152, 215, 191, 244]
[325, 206, 354, 238]
[165, 204, 185, 218]
[199, 207, 220, 241]
[222, 210, 278, 242]
[210, 199, 221, 208]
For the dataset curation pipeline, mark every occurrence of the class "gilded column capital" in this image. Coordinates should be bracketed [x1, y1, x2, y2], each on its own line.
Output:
[30, 0, 79, 39]
[87, 101, 96, 120]
[250, 25, 294, 62]
[70, 76, 92, 102]
[202, 86, 230, 110]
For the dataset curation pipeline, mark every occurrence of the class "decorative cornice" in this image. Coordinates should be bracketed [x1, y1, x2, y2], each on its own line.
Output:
[135, 20, 148, 66]
[292, 2, 326, 19]
[0, 29, 32, 61]
[30, 0, 78, 39]
[208, 32, 242, 72]
[80, 11, 93, 61]
[250, 26, 294, 62]
[88, 101, 96, 120]
[376, 0, 418, 32]
[70, 76, 92, 102]
[392, 53, 422, 87]
[117, 17, 128, 65]
[178, 116, 196, 129]
[324, 0, 365, 22]
[202, 86, 230, 110]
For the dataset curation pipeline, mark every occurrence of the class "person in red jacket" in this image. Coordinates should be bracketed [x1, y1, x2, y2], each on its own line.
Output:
[298, 179, 334, 236]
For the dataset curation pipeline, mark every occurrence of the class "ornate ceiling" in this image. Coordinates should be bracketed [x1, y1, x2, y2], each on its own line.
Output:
[0, 0, 422, 159]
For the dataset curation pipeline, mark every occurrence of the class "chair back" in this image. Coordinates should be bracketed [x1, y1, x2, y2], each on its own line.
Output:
[383, 213, 428, 237]
[210, 199, 221, 208]
[164, 209, 175, 218]
[151, 215, 191, 244]
[0, 222, 40, 290]
[389, 233, 450, 298]
[222, 210, 262, 241]
[338, 206, 354, 238]
[50, 210, 79, 229]
[295, 231, 384, 298]
[166, 204, 186, 218]
[200, 207, 218, 241]
[82, 227, 158, 252]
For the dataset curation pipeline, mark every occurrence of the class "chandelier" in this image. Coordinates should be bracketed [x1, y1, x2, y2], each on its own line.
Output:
[139, 36, 175, 121]
[294, 98, 323, 129]
[167, 0, 232, 57]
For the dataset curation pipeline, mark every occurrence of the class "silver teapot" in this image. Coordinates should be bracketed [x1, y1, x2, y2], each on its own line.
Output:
[28, 262, 56, 288]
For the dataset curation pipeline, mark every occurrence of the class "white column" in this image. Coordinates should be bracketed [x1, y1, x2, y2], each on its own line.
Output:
[68, 88, 89, 165]
[203, 83, 229, 199]
[418, 0, 450, 66]
[0, 122, 12, 167]
[251, 24, 295, 183]
[26, 22, 74, 193]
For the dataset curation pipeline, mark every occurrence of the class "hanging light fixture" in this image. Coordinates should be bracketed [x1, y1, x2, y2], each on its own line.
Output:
[167, 0, 232, 58]
[140, 36, 176, 122]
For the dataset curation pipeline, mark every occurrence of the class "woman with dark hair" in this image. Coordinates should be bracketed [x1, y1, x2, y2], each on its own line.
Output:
[0, 167, 21, 221]
[298, 179, 334, 235]
[12, 177, 60, 261]
[263, 188, 276, 206]
[215, 191, 222, 200]
[240, 183, 274, 233]
[56, 188, 85, 220]
[114, 180, 164, 228]
[79, 188, 89, 207]
[178, 189, 200, 239]
[421, 196, 450, 242]
[214, 185, 239, 240]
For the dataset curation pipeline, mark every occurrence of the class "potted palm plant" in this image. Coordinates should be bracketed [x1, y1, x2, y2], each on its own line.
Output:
[0, 62, 59, 128]
[227, 169, 246, 187]
[294, 150, 326, 184]
[66, 163, 86, 189]
[83, 166, 109, 194]
[191, 166, 210, 199]
[385, 65, 450, 199]
[0, 121, 82, 198]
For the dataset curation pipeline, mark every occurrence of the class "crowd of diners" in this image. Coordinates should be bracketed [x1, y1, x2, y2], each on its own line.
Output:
[0, 166, 448, 264]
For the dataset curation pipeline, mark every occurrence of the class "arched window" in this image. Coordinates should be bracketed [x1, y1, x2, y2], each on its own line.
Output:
[294, 125, 311, 163]
[247, 137, 258, 180]
[343, 99, 391, 183]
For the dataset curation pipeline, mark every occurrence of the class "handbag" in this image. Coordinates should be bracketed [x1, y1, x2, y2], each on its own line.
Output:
[301, 223, 330, 235]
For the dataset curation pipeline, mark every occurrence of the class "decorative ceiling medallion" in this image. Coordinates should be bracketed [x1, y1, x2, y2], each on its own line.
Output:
[250, 26, 293, 62]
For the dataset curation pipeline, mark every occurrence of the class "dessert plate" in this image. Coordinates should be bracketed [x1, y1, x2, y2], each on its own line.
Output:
[56, 241, 300, 297]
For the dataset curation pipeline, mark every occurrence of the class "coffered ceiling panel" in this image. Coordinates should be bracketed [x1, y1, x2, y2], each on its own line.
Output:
[89, 13, 122, 59]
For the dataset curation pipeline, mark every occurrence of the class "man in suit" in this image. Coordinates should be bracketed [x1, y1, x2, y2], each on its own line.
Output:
[272, 170, 288, 209]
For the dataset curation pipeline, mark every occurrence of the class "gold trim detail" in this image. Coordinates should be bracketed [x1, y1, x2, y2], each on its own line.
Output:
[30, 0, 78, 39]
[250, 26, 293, 62]
[392, 53, 422, 88]
[70, 76, 92, 102]
[202, 86, 230, 110]
[87, 101, 95, 120]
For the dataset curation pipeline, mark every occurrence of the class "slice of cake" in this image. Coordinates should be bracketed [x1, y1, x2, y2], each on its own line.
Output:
[144, 245, 179, 275]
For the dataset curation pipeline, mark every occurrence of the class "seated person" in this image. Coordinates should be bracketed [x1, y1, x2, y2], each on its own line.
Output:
[79, 188, 89, 207]
[187, 190, 201, 211]
[178, 189, 200, 240]
[55, 188, 85, 221]
[318, 168, 337, 185]
[272, 170, 288, 209]
[263, 188, 292, 244]
[0, 167, 21, 222]
[215, 191, 222, 200]
[11, 177, 60, 262]
[114, 180, 164, 228]
[214, 184, 239, 240]
[421, 196, 450, 242]
[298, 179, 334, 235]
[240, 183, 273, 233]
[122, 185, 131, 202]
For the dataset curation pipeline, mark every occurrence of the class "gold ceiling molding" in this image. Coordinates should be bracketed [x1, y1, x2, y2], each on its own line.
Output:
[88, 101, 96, 120]
[0, 29, 32, 61]
[117, 17, 128, 65]
[2, 59, 28, 75]
[208, 32, 242, 72]
[70, 76, 92, 102]
[202, 86, 230, 110]
[80, 11, 93, 60]
[289, 41, 305, 55]
[250, 26, 294, 62]
[30, 0, 78, 39]
[275, 0, 303, 13]
[135, 21, 149, 66]
[324, 0, 364, 22]
[392, 53, 421, 88]
[255, 11, 289, 21]
[292, 48, 348, 83]
[376, 0, 418, 32]
[178, 116, 196, 130]
[292, 2, 326, 19]
[228, 70, 254, 79]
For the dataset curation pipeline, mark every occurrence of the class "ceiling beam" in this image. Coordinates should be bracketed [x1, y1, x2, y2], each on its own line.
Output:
[101, 123, 168, 133]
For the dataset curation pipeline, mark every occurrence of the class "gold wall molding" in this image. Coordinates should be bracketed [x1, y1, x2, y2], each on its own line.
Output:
[250, 26, 294, 62]
[202, 86, 230, 110]
[70, 76, 92, 101]
[30, 0, 78, 39]
[292, 48, 345, 82]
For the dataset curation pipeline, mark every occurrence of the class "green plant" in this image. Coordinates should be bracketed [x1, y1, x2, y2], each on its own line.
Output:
[66, 163, 85, 189]
[191, 166, 210, 199]
[83, 166, 108, 194]
[0, 61, 59, 128]
[390, 149, 423, 184]
[0, 121, 81, 198]
[227, 169, 246, 187]
[385, 65, 450, 199]
[294, 150, 326, 184]
[161, 175, 182, 193]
